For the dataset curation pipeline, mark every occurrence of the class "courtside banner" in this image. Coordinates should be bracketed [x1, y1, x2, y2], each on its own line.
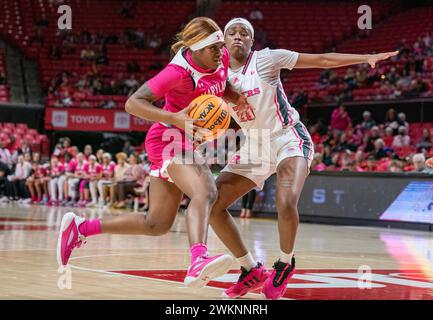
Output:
[45, 108, 152, 132]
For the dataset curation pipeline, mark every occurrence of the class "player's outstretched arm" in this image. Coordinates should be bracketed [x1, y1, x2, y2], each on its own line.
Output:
[294, 50, 399, 69]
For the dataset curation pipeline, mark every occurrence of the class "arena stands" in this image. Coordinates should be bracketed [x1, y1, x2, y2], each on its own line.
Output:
[0, 47, 8, 102]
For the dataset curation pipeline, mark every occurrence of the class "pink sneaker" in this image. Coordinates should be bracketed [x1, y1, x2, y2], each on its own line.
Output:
[262, 257, 296, 300]
[184, 254, 233, 289]
[223, 262, 270, 298]
[56, 212, 87, 266]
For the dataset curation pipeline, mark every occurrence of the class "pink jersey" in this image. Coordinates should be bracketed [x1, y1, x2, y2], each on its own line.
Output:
[145, 47, 229, 174]
[75, 161, 87, 177]
[67, 158, 77, 172]
[85, 162, 102, 178]
[101, 161, 116, 179]
[50, 163, 64, 177]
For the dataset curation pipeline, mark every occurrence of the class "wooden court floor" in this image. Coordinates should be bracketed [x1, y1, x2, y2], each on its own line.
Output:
[0, 204, 432, 300]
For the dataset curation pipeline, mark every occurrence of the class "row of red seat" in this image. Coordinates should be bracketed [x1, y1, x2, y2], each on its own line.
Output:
[0, 122, 50, 155]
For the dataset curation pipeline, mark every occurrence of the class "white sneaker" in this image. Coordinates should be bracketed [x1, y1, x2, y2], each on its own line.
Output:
[22, 198, 32, 204]
[0, 196, 9, 203]
[86, 201, 97, 208]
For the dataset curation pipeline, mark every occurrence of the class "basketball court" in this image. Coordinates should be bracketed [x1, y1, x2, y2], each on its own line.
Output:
[1, 204, 432, 300]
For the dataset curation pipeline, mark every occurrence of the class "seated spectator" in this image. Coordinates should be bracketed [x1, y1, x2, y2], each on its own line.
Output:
[66, 152, 87, 206]
[80, 46, 95, 61]
[100, 99, 116, 109]
[371, 139, 388, 160]
[85, 155, 103, 207]
[388, 160, 404, 172]
[249, 6, 264, 21]
[107, 152, 130, 208]
[0, 141, 12, 169]
[383, 127, 394, 148]
[361, 111, 376, 130]
[0, 161, 11, 202]
[416, 128, 432, 151]
[311, 153, 326, 171]
[48, 156, 65, 206]
[392, 126, 411, 149]
[412, 153, 433, 173]
[5, 155, 32, 202]
[114, 153, 145, 209]
[26, 162, 44, 203]
[96, 153, 116, 207]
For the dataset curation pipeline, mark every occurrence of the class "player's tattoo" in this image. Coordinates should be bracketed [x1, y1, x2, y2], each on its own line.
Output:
[132, 83, 157, 102]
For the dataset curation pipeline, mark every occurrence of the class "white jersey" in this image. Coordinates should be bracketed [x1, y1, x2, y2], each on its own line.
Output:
[227, 48, 300, 135]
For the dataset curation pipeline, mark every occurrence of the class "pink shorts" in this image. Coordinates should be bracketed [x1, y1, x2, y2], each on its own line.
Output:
[145, 122, 194, 182]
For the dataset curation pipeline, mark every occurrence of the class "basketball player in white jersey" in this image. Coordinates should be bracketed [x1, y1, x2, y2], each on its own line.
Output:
[208, 18, 398, 299]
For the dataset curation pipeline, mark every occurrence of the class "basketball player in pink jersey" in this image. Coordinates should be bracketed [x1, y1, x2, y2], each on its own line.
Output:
[57, 17, 251, 288]
[208, 18, 398, 299]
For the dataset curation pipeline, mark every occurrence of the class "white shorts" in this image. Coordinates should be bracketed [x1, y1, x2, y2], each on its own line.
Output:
[221, 122, 314, 189]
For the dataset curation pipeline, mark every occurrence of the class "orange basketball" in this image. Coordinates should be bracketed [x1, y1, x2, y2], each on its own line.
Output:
[188, 94, 231, 141]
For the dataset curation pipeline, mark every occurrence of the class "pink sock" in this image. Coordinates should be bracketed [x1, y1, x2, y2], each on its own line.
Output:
[78, 219, 101, 237]
[190, 243, 208, 263]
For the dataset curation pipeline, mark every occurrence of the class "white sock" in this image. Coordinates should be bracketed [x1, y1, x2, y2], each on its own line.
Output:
[237, 252, 256, 271]
[280, 249, 294, 264]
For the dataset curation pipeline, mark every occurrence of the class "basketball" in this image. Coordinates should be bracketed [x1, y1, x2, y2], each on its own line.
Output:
[188, 95, 231, 141]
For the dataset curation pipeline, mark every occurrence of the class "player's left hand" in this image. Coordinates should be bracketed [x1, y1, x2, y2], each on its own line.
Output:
[367, 51, 399, 68]
[234, 95, 255, 121]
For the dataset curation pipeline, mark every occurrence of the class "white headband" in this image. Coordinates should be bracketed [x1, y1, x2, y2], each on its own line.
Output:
[224, 18, 255, 39]
[189, 30, 224, 51]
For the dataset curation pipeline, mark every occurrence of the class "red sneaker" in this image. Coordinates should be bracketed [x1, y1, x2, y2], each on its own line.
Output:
[223, 262, 270, 298]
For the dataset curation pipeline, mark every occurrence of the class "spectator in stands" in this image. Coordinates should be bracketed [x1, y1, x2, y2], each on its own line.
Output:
[48, 156, 65, 206]
[249, 5, 264, 21]
[310, 153, 326, 171]
[95, 44, 109, 66]
[96, 149, 104, 164]
[97, 153, 116, 207]
[330, 105, 351, 135]
[66, 152, 86, 206]
[83, 145, 93, 160]
[371, 139, 388, 160]
[124, 74, 139, 95]
[85, 155, 102, 207]
[384, 108, 398, 129]
[114, 152, 144, 209]
[361, 111, 376, 130]
[148, 34, 162, 49]
[392, 126, 411, 149]
[383, 127, 394, 148]
[412, 153, 433, 173]
[0, 141, 12, 169]
[0, 161, 11, 202]
[100, 99, 116, 109]
[122, 141, 135, 156]
[417, 128, 432, 151]
[80, 46, 96, 61]
[5, 155, 32, 202]
[322, 145, 333, 166]
[26, 162, 44, 204]
[108, 152, 130, 208]
[389, 160, 404, 172]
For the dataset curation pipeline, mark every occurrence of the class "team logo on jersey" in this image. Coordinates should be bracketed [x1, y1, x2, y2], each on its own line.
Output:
[108, 269, 433, 300]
